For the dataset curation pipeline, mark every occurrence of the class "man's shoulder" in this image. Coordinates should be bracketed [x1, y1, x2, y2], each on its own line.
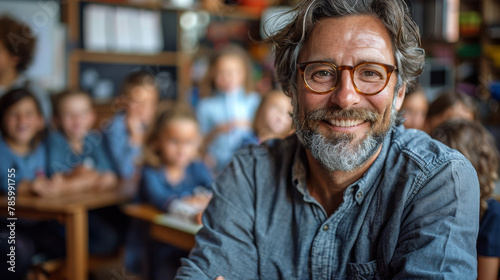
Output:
[390, 126, 470, 171]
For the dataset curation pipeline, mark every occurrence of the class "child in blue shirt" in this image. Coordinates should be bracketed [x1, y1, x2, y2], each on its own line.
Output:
[103, 71, 159, 179]
[197, 45, 261, 172]
[47, 89, 124, 256]
[431, 119, 500, 279]
[47, 90, 116, 191]
[0, 88, 64, 280]
[126, 103, 212, 280]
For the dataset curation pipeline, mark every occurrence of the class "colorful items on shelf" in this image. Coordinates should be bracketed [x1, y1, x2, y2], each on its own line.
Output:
[485, 45, 500, 68]
[460, 11, 482, 37]
[457, 44, 482, 58]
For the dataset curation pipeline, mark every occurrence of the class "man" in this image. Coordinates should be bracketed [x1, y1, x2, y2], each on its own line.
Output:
[176, 0, 480, 279]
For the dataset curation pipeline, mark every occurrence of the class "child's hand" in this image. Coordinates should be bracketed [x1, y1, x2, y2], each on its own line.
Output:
[183, 193, 212, 209]
[32, 175, 65, 197]
[31, 177, 50, 196]
[94, 172, 118, 192]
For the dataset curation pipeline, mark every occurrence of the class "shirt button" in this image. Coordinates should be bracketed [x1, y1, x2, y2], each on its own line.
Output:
[323, 225, 329, 231]
[356, 191, 364, 199]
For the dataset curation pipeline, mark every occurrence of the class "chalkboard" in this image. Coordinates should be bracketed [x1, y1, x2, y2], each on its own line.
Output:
[79, 62, 177, 101]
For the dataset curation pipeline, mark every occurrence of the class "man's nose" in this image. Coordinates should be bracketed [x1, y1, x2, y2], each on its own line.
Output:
[329, 69, 361, 109]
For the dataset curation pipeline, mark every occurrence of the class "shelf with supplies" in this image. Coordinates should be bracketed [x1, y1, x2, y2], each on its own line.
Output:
[480, 0, 500, 113]
[62, 0, 263, 102]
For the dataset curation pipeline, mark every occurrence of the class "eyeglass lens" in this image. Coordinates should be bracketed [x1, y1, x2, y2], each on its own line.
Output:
[303, 63, 390, 94]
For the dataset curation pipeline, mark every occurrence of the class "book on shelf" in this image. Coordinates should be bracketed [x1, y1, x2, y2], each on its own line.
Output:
[83, 3, 164, 53]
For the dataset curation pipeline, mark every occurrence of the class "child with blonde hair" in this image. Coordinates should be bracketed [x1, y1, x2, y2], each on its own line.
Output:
[197, 44, 261, 171]
[251, 90, 293, 143]
[126, 103, 212, 279]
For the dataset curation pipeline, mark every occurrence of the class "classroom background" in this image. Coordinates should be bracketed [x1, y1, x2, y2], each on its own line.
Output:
[1, 0, 500, 279]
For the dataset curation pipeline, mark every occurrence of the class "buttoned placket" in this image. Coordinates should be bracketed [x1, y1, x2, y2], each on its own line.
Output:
[310, 185, 359, 279]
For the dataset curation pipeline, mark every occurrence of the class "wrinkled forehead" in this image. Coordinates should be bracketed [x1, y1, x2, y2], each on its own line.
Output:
[301, 15, 395, 65]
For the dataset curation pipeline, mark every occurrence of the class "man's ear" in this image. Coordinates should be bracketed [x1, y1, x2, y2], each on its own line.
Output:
[394, 83, 406, 111]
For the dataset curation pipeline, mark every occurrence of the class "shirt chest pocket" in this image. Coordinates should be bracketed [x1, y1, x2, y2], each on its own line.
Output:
[346, 259, 383, 280]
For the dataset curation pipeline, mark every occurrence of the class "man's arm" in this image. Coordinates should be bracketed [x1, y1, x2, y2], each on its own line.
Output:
[391, 159, 479, 279]
[175, 156, 258, 280]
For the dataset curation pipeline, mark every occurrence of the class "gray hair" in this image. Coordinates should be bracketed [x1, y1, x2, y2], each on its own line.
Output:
[266, 0, 425, 97]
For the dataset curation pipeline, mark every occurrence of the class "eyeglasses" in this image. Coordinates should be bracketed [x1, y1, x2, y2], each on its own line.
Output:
[297, 61, 397, 95]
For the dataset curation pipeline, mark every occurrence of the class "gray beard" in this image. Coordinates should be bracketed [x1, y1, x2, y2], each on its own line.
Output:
[296, 108, 397, 173]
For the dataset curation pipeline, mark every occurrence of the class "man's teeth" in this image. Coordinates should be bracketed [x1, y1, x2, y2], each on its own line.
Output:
[328, 119, 364, 127]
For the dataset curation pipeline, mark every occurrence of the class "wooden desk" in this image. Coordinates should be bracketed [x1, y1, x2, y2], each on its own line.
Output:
[122, 204, 201, 251]
[0, 182, 136, 280]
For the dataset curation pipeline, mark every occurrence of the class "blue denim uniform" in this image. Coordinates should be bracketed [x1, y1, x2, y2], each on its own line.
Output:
[125, 162, 213, 279]
[103, 113, 142, 178]
[0, 137, 46, 193]
[138, 162, 213, 210]
[46, 129, 125, 255]
[176, 125, 480, 280]
[46, 130, 113, 175]
[0, 136, 65, 279]
[196, 88, 260, 171]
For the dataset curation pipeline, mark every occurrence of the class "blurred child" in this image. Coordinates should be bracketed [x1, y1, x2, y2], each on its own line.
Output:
[197, 44, 261, 171]
[103, 71, 159, 179]
[431, 119, 500, 280]
[0, 88, 64, 280]
[424, 90, 478, 134]
[401, 85, 428, 130]
[0, 15, 51, 120]
[126, 103, 212, 279]
[48, 89, 117, 192]
[47, 89, 123, 256]
[244, 89, 293, 145]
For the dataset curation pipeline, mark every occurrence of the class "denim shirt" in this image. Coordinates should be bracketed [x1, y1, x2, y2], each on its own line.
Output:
[176, 125, 480, 280]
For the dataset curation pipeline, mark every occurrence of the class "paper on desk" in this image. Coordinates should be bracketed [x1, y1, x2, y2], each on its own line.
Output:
[154, 213, 203, 235]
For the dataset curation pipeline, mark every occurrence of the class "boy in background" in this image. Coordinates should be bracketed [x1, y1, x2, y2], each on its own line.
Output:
[47, 89, 122, 256]
[47, 89, 117, 194]
[103, 71, 159, 179]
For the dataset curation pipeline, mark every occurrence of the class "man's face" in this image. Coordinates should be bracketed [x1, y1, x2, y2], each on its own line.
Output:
[295, 15, 405, 172]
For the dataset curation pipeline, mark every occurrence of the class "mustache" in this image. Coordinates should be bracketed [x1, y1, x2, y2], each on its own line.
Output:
[305, 108, 380, 123]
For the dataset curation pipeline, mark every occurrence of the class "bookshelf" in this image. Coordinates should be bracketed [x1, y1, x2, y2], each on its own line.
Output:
[481, 0, 500, 106]
[62, 0, 261, 102]
[409, 0, 500, 123]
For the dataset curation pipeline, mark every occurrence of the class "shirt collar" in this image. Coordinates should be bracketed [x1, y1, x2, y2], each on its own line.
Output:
[291, 127, 395, 205]
[291, 142, 309, 198]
